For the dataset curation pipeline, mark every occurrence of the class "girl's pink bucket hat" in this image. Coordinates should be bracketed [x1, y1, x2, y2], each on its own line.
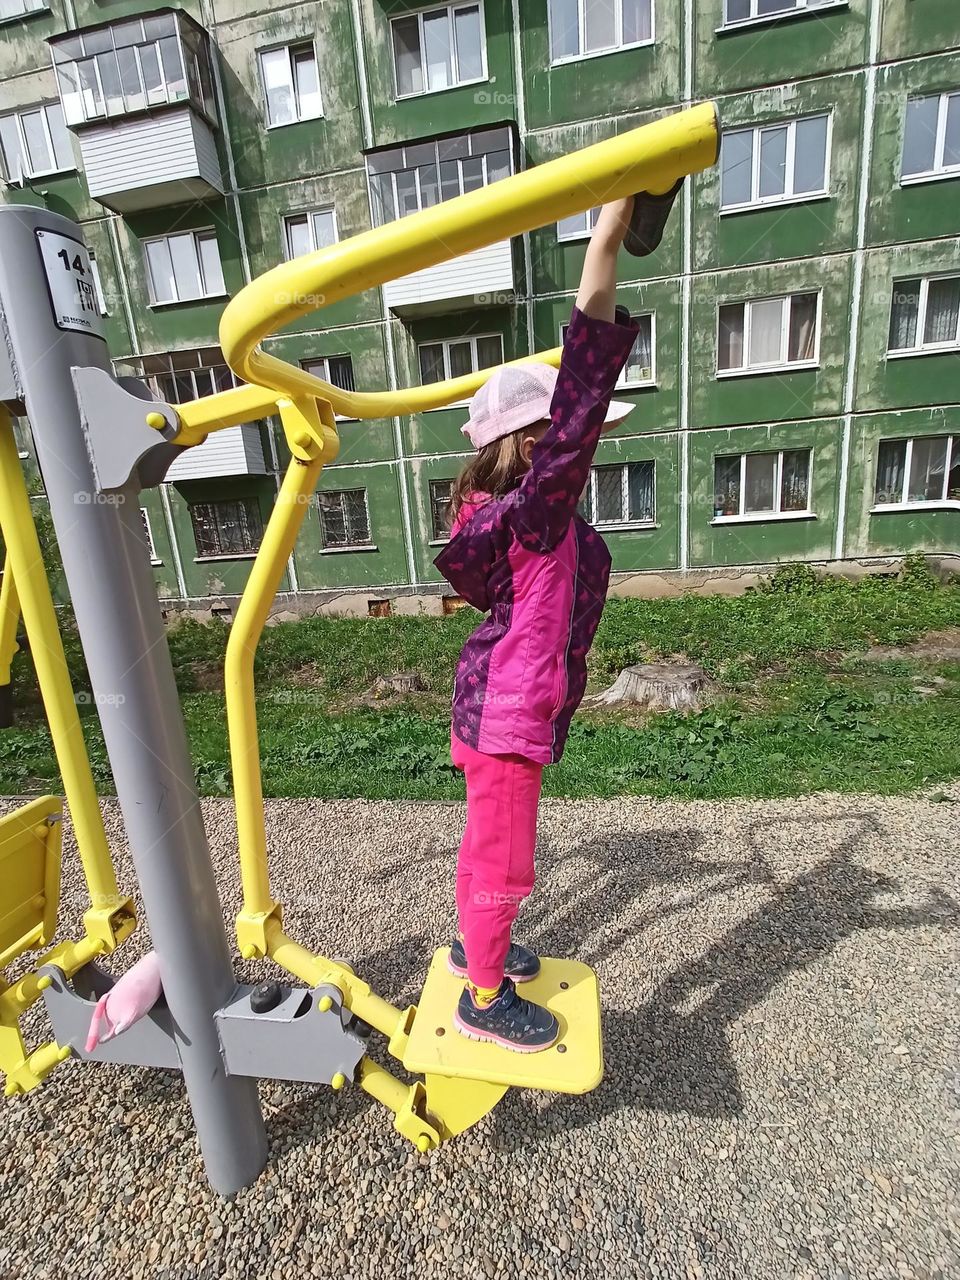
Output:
[462, 361, 635, 451]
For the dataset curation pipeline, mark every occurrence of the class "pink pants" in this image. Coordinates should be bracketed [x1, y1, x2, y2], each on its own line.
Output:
[451, 730, 544, 988]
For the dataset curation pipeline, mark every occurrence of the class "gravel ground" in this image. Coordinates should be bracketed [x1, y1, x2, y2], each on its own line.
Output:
[1, 787, 958, 1280]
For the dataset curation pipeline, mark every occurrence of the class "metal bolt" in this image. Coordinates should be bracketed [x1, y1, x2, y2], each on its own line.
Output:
[36, 975, 52, 992]
[317, 995, 333, 1013]
[417, 1135, 432, 1153]
[557, 1044, 567, 1054]
[145, 411, 166, 430]
[331, 1072, 345, 1091]
[435, 1027, 445, 1037]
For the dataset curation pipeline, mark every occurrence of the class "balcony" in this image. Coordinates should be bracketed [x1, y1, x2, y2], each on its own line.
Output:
[48, 9, 223, 213]
[368, 125, 518, 316]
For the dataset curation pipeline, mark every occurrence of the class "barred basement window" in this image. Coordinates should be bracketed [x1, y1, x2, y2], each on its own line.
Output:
[720, 115, 830, 209]
[318, 489, 371, 548]
[283, 208, 337, 259]
[0, 102, 73, 181]
[418, 334, 503, 384]
[430, 479, 455, 539]
[579, 462, 655, 525]
[901, 92, 960, 183]
[717, 293, 819, 374]
[190, 498, 264, 558]
[888, 275, 960, 353]
[391, 3, 486, 98]
[874, 436, 960, 507]
[368, 126, 512, 226]
[259, 42, 322, 127]
[722, 0, 836, 27]
[143, 229, 225, 305]
[713, 449, 811, 518]
[549, 0, 653, 63]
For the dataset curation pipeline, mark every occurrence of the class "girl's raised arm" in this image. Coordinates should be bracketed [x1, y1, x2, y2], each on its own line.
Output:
[575, 198, 636, 322]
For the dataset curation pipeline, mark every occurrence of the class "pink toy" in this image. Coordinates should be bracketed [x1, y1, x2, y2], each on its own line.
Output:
[85, 951, 163, 1052]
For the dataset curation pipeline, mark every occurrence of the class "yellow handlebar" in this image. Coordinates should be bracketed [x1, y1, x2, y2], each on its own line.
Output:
[218, 102, 719, 416]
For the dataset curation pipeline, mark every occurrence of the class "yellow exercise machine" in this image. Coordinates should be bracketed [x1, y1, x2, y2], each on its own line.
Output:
[0, 101, 718, 1193]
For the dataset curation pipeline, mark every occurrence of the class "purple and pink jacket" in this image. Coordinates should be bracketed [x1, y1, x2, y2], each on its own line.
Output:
[434, 304, 639, 765]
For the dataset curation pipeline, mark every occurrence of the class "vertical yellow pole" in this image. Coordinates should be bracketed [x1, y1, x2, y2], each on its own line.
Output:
[0, 411, 127, 939]
[0, 553, 19, 684]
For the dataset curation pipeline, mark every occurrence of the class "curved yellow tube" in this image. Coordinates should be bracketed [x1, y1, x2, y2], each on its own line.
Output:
[219, 102, 719, 409]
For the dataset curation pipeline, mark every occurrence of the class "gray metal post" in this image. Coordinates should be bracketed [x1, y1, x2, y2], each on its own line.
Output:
[0, 204, 267, 1195]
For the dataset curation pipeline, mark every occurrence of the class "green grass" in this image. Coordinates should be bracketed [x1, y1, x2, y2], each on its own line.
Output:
[3, 562, 960, 801]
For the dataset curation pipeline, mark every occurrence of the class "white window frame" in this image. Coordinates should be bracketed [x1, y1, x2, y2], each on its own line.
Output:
[300, 354, 355, 421]
[718, 0, 845, 33]
[887, 273, 960, 357]
[561, 314, 655, 386]
[548, 0, 655, 66]
[317, 487, 376, 553]
[142, 229, 225, 306]
[712, 449, 815, 524]
[720, 114, 832, 213]
[87, 250, 108, 315]
[139, 507, 162, 564]
[0, 0, 47, 22]
[900, 91, 960, 186]
[390, 2, 488, 101]
[417, 332, 503, 402]
[871, 436, 960, 512]
[716, 291, 822, 378]
[0, 102, 74, 182]
[281, 207, 339, 260]
[257, 40, 324, 129]
[556, 206, 601, 242]
[582, 461, 658, 529]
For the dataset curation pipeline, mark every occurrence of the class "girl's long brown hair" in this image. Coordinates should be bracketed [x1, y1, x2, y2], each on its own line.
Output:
[447, 424, 547, 528]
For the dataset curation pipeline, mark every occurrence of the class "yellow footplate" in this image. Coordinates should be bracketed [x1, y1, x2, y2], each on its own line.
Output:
[403, 947, 603, 1093]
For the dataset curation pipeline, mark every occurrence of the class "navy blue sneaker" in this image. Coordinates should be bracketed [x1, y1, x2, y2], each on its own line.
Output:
[448, 938, 540, 983]
[454, 978, 559, 1053]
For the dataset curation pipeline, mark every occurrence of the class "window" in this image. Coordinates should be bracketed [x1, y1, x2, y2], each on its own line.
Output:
[563, 314, 654, 384]
[720, 115, 829, 209]
[579, 462, 655, 525]
[721, 0, 836, 27]
[143, 229, 224, 305]
[318, 489, 371, 549]
[429, 479, 455, 539]
[391, 3, 485, 98]
[0, 103, 73, 181]
[549, 0, 653, 62]
[901, 92, 960, 183]
[556, 206, 600, 241]
[190, 498, 264, 558]
[300, 355, 356, 392]
[140, 508, 161, 563]
[713, 450, 812, 518]
[418, 333, 503, 384]
[717, 293, 819, 374]
[0, 0, 46, 19]
[259, 42, 322, 127]
[874, 436, 960, 508]
[888, 275, 960, 354]
[87, 251, 108, 315]
[368, 126, 512, 226]
[50, 12, 215, 127]
[117, 347, 239, 404]
[282, 209, 337, 259]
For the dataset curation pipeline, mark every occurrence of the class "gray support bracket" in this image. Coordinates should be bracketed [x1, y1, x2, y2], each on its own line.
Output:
[71, 366, 186, 493]
[216, 983, 367, 1086]
[40, 963, 181, 1069]
[41, 965, 366, 1086]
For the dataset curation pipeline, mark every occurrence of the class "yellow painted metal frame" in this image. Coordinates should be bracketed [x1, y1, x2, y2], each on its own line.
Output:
[0, 411, 136, 1097]
[147, 103, 719, 1146]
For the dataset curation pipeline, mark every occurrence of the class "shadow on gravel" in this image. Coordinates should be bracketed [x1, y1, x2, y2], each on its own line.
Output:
[495, 812, 959, 1142]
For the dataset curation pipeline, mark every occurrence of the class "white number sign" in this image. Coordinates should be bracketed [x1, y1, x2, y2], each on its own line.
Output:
[35, 228, 106, 341]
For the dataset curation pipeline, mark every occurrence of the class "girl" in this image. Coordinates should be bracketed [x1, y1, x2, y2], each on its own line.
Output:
[434, 197, 640, 1052]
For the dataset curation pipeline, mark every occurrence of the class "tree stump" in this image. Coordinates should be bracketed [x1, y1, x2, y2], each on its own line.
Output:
[369, 670, 427, 701]
[588, 663, 709, 713]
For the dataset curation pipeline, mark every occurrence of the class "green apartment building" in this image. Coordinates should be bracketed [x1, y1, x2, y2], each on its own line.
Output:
[0, 0, 957, 612]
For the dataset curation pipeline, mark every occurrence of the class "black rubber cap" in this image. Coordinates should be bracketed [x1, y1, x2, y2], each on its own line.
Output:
[623, 178, 685, 257]
[249, 981, 283, 1014]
